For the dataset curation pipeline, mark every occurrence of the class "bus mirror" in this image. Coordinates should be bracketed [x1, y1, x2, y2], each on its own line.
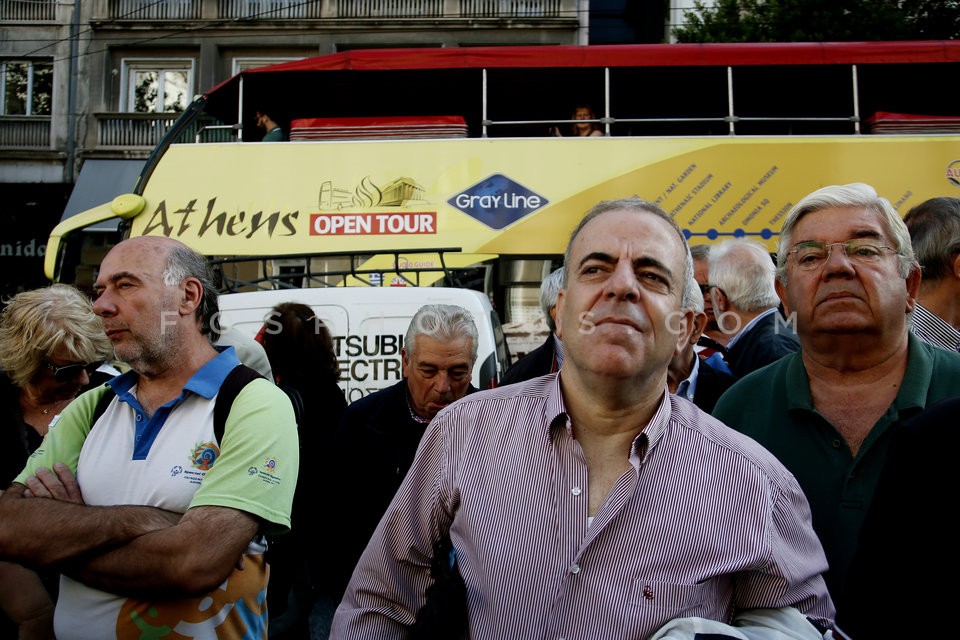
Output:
[43, 194, 146, 281]
[111, 194, 146, 219]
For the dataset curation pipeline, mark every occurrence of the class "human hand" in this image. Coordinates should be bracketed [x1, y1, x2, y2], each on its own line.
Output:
[23, 463, 84, 505]
[15, 606, 55, 639]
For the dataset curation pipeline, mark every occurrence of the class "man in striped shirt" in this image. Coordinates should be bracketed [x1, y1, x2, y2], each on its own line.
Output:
[903, 196, 960, 352]
[331, 197, 835, 639]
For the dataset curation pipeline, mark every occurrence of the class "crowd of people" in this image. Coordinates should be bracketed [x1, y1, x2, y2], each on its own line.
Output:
[2, 186, 959, 639]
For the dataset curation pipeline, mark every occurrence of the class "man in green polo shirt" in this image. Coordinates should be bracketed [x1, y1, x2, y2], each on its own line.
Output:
[713, 182, 960, 632]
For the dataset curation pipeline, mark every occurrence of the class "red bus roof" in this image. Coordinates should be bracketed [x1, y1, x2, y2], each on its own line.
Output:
[207, 40, 960, 96]
[247, 40, 960, 73]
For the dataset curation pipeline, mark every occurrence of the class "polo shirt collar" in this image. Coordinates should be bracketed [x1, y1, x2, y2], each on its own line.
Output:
[107, 345, 242, 399]
[785, 331, 933, 416]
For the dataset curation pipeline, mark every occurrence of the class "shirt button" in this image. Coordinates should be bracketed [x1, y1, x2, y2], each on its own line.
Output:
[832, 439, 841, 448]
[570, 564, 580, 574]
[136, 414, 142, 422]
[571, 486, 582, 496]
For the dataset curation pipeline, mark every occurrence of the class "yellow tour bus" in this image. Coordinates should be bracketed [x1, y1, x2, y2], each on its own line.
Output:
[47, 40, 960, 350]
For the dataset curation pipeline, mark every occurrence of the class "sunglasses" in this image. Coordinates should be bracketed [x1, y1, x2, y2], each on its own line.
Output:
[42, 360, 104, 382]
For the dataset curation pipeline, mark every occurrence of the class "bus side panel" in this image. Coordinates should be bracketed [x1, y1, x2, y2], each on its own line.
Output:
[126, 137, 960, 259]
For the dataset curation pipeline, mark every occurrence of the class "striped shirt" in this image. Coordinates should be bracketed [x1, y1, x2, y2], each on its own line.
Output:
[331, 374, 835, 639]
[910, 302, 960, 352]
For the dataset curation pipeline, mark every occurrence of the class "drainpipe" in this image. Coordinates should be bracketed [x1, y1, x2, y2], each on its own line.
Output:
[64, 0, 80, 183]
[578, 0, 589, 45]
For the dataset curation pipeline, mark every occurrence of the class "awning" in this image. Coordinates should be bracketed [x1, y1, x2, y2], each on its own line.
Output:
[61, 159, 145, 230]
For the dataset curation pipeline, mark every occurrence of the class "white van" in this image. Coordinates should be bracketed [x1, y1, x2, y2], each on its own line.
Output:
[217, 286, 511, 404]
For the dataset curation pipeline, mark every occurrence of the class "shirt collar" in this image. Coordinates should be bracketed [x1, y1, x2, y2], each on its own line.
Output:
[785, 332, 935, 416]
[107, 345, 242, 400]
[911, 303, 960, 351]
[726, 307, 778, 349]
[552, 334, 565, 371]
[550, 372, 671, 468]
[406, 385, 431, 424]
[675, 352, 700, 402]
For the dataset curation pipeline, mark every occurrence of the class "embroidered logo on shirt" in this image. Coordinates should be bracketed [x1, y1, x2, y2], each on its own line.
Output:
[190, 441, 220, 471]
[242, 457, 283, 486]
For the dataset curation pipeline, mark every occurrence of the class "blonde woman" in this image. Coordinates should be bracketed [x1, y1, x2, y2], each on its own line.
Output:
[0, 283, 113, 639]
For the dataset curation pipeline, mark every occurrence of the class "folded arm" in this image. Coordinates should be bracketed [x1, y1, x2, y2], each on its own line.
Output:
[0, 477, 181, 567]
[2, 463, 257, 599]
[64, 503, 258, 599]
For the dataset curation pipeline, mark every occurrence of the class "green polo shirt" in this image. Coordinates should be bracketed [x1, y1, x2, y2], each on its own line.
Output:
[713, 332, 960, 616]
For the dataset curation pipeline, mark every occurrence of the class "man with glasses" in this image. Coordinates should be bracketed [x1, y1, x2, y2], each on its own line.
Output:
[713, 182, 960, 631]
[689, 244, 727, 357]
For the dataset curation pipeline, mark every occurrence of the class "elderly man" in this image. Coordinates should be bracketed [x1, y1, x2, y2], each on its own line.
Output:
[708, 237, 799, 378]
[0, 236, 299, 639]
[667, 276, 736, 413]
[714, 183, 960, 628]
[325, 304, 479, 601]
[500, 266, 564, 385]
[903, 196, 960, 351]
[331, 197, 835, 639]
[690, 243, 728, 356]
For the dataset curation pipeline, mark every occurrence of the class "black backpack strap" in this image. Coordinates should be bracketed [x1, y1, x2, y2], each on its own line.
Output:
[91, 386, 117, 426]
[212, 364, 264, 444]
[279, 384, 304, 430]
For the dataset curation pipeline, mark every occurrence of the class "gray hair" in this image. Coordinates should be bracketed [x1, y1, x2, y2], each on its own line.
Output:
[776, 182, 916, 283]
[563, 197, 695, 310]
[540, 267, 564, 333]
[904, 197, 960, 282]
[709, 238, 780, 312]
[404, 304, 479, 365]
[161, 243, 221, 341]
[689, 244, 711, 262]
[685, 276, 705, 314]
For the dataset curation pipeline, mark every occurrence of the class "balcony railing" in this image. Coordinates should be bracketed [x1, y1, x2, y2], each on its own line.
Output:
[460, 0, 563, 17]
[0, 0, 56, 21]
[334, 0, 443, 18]
[96, 112, 179, 147]
[0, 116, 51, 147]
[102, 0, 571, 20]
[108, 0, 202, 20]
[218, 0, 322, 19]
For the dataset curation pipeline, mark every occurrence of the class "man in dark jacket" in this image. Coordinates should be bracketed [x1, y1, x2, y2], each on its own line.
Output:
[709, 237, 799, 378]
[668, 277, 736, 413]
[501, 267, 564, 385]
[326, 304, 479, 601]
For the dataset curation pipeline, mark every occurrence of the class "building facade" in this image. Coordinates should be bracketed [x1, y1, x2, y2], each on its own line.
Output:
[0, 0, 584, 294]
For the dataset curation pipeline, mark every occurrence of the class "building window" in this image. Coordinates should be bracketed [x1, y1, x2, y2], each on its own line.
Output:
[231, 57, 302, 75]
[122, 59, 194, 113]
[1, 60, 53, 116]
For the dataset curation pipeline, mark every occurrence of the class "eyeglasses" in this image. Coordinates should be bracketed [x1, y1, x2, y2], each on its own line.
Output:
[42, 360, 104, 382]
[788, 239, 896, 271]
[698, 283, 715, 294]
